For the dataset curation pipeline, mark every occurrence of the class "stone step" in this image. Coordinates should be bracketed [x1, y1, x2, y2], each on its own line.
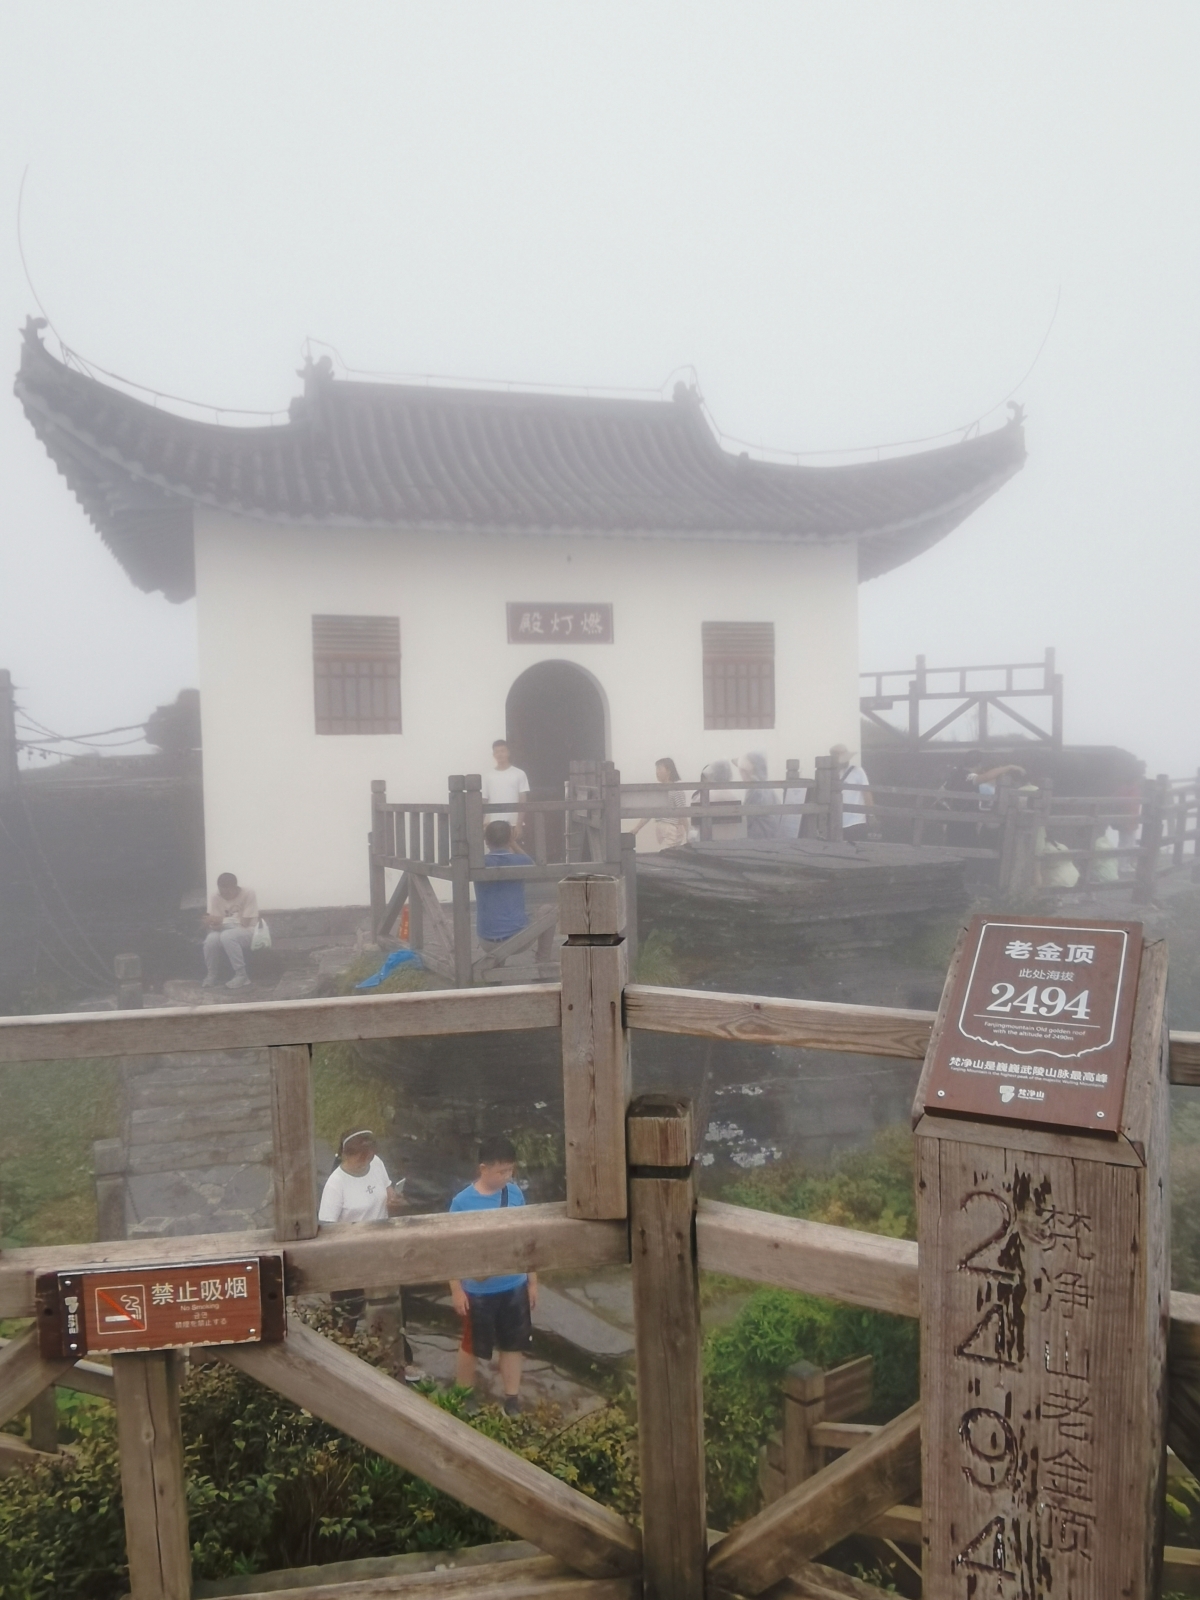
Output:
[129, 1059, 269, 1088]
[128, 1101, 272, 1141]
[125, 1135, 274, 1175]
[130, 1079, 272, 1111]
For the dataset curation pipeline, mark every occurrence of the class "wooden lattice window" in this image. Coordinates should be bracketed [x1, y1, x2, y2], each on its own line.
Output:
[702, 621, 775, 729]
[313, 615, 401, 735]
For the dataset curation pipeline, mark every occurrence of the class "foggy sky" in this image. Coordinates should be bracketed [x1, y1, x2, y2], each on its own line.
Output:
[1, 3, 1196, 774]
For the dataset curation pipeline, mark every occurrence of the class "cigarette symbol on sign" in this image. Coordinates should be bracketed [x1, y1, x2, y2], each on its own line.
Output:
[94, 1284, 148, 1334]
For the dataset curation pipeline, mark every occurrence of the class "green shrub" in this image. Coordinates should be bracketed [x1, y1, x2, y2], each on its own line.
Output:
[702, 1288, 918, 1528]
[0, 1342, 638, 1600]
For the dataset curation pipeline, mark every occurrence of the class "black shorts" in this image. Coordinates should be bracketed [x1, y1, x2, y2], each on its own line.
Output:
[467, 1284, 532, 1359]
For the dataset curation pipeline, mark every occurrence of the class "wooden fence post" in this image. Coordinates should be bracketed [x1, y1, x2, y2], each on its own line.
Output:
[465, 774, 485, 869]
[26, 1387, 58, 1453]
[369, 779, 387, 936]
[114, 953, 143, 1011]
[1133, 773, 1169, 904]
[448, 775, 473, 988]
[269, 1043, 318, 1241]
[620, 831, 639, 976]
[559, 876, 629, 1219]
[782, 1360, 825, 1488]
[0, 669, 17, 791]
[113, 1349, 191, 1600]
[629, 1095, 705, 1600]
[914, 936, 1170, 1599]
[601, 762, 622, 865]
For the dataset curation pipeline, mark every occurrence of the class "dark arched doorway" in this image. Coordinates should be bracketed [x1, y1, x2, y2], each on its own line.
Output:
[506, 661, 607, 859]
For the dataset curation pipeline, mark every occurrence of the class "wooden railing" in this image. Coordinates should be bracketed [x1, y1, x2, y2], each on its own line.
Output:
[860, 648, 1064, 749]
[2, 876, 1200, 1598]
[369, 767, 1200, 989]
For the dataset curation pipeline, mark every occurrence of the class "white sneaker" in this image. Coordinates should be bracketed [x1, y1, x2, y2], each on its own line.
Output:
[201, 976, 217, 989]
[226, 975, 252, 990]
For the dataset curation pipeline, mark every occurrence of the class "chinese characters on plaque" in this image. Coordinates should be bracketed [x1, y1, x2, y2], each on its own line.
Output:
[37, 1255, 285, 1357]
[922, 916, 1142, 1132]
[506, 603, 613, 643]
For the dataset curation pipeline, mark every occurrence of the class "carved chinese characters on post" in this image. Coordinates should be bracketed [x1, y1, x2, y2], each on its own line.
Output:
[36, 1255, 285, 1357]
[506, 603, 613, 643]
[922, 916, 1142, 1133]
[920, 1145, 1140, 1599]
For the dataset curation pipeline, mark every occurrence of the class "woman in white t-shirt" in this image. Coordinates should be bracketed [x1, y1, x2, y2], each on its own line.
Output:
[319, 1131, 417, 1373]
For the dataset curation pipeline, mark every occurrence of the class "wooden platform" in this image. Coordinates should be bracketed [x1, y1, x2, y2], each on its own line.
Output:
[634, 838, 975, 923]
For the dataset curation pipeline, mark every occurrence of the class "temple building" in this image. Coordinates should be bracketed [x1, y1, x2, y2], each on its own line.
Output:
[16, 319, 1025, 909]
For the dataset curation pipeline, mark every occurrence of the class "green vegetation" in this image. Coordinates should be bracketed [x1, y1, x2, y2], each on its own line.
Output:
[0, 1058, 119, 1248]
[0, 1321, 638, 1600]
[699, 1128, 921, 1527]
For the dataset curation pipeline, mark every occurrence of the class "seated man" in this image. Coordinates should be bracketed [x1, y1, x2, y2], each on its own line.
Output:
[474, 821, 554, 965]
[203, 872, 259, 990]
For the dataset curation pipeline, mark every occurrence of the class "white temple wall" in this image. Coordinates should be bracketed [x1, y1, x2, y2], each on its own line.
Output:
[194, 509, 860, 909]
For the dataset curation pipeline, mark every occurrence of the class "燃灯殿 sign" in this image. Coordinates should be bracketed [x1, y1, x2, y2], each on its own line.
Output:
[921, 915, 1143, 1133]
[36, 1255, 285, 1358]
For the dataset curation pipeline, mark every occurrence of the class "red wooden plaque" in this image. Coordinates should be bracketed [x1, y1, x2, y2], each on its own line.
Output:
[921, 915, 1143, 1133]
[506, 603, 613, 643]
[36, 1255, 285, 1359]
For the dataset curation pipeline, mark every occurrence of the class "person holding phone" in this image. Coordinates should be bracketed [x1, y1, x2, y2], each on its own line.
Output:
[319, 1129, 420, 1380]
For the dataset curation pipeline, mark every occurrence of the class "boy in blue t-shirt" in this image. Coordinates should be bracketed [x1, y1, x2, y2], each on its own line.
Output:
[449, 1134, 537, 1414]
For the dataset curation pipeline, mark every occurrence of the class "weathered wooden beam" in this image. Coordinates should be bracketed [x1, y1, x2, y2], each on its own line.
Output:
[808, 1422, 879, 1451]
[0, 1335, 116, 1402]
[769, 1564, 898, 1600]
[859, 1502, 922, 1547]
[0, 1433, 59, 1475]
[0, 983, 562, 1064]
[696, 1201, 920, 1318]
[706, 1403, 921, 1596]
[0, 1202, 630, 1319]
[624, 985, 935, 1062]
[560, 878, 630, 1220]
[0, 1325, 74, 1426]
[207, 1555, 639, 1600]
[269, 1044, 318, 1241]
[1163, 1545, 1200, 1596]
[1170, 1031, 1200, 1084]
[628, 1096, 706, 1600]
[219, 1321, 641, 1579]
[112, 1350, 191, 1600]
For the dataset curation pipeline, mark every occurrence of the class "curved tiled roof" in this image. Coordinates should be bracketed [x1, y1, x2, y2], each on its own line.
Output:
[15, 320, 1025, 602]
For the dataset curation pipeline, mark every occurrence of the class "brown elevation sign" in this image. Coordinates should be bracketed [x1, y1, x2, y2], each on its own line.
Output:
[922, 915, 1143, 1134]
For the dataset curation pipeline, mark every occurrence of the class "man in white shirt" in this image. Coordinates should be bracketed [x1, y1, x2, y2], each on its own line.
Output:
[830, 744, 873, 842]
[202, 872, 259, 990]
[481, 740, 530, 841]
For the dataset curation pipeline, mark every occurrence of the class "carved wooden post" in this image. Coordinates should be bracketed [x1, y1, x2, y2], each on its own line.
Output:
[914, 922, 1169, 1599]
[629, 1095, 705, 1600]
[601, 761, 622, 865]
[448, 775, 473, 988]
[369, 779, 387, 936]
[269, 1043, 318, 1241]
[113, 1350, 191, 1599]
[559, 876, 629, 1219]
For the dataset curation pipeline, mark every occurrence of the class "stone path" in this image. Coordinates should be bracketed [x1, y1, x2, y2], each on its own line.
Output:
[120, 1049, 274, 1238]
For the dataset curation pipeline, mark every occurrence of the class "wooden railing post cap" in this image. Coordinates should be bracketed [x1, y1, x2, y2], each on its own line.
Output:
[558, 875, 625, 937]
[782, 1359, 825, 1403]
[371, 778, 386, 793]
[627, 1093, 694, 1168]
[465, 773, 482, 791]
